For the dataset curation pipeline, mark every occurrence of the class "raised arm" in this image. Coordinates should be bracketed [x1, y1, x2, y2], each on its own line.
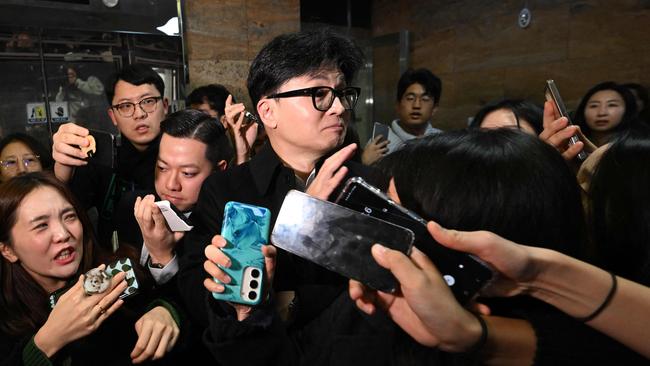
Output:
[429, 222, 650, 359]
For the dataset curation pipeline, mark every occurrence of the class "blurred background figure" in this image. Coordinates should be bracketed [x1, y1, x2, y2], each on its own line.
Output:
[0, 133, 52, 182]
[622, 82, 649, 125]
[573, 81, 638, 147]
[469, 98, 543, 135]
[187, 84, 230, 127]
[55, 64, 108, 130]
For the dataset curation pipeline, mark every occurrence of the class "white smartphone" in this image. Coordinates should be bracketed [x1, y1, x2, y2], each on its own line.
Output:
[154, 200, 193, 231]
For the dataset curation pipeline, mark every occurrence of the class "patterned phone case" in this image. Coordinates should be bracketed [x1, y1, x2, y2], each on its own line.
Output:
[212, 201, 271, 305]
[48, 258, 139, 308]
[105, 257, 139, 299]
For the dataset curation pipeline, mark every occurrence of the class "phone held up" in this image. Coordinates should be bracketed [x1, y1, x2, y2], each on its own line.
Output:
[48, 258, 140, 308]
[86, 129, 118, 169]
[154, 200, 193, 232]
[335, 177, 494, 305]
[212, 201, 271, 306]
[271, 190, 415, 293]
[544, 80, 588, 161]
[372, 122, 390, 142]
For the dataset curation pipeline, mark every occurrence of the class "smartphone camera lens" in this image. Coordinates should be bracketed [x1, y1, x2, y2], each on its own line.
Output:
[250, 280, 259, 289]
[251, 269, 261, 278]
[248, 291, 258, 300]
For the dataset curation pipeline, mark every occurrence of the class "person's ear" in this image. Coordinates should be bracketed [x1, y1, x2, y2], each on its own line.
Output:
[0, 243, 18, 263]
[107, 108, 118, 127]
[162, 98, 169, 116]
[216, 159, 228, 172]
[431, 105, 439, 116]
[257, 99, 277, 130]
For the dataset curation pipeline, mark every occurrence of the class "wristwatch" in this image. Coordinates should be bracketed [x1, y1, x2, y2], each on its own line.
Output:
[147, 256, 165, 269]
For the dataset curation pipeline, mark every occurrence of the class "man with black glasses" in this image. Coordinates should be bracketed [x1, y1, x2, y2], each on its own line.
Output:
[51, 64, 168, 248]
[176, 29, 425, 365]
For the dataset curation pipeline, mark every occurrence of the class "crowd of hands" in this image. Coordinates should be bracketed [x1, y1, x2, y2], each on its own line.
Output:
[42, 90, 619, 362]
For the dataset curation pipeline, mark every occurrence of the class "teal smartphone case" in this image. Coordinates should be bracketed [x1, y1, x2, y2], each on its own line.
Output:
[212, 201, 271, 305]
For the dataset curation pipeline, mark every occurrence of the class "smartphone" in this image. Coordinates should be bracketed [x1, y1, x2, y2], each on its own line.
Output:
[48, 258, 140, 308]
[87, 129, 117, 168]
[105, 257, 140, 300]
[372, 122, 390, 142]
[154, 200, 193, 231]
[335, 177, 494, 305]
[544, 80, 587, 161]
[271, 190, 415, 293]
[243, 111, 259, 126]
[212, 201, 271, 306]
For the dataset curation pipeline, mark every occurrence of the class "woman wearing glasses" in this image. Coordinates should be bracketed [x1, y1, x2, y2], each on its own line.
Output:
[0, 133, 53, 182]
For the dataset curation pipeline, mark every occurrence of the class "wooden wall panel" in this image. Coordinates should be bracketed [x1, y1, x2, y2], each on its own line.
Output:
[185, 0, 300, 105]
[372, 0, 650, 129]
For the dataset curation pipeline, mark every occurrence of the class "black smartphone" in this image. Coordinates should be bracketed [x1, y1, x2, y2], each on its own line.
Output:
[544, 80, 587, 161]
[271, 190, 415, 293]
[87, 129, 117, 168]
[335, 177, 494, 305]
[372, 122, 390, 141]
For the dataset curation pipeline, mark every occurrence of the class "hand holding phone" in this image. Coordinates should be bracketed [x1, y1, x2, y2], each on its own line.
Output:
[154, 200, 193, 232]
[49, 258, 140, 308]
[335, 177, 494, 304]
[211, 202, 271, 306]
[544, 80, 587, 161]
[271, 190, 415, 293]
[372, 122, 390, 142]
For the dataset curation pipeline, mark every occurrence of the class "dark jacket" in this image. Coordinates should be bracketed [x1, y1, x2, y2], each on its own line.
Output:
[176, 144, 443, 365]
[69, 136, 159, 249]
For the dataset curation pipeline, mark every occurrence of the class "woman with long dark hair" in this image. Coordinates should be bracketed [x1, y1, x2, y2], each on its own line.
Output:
[573, 81, 638, 147]
[0, 173, 180, 365]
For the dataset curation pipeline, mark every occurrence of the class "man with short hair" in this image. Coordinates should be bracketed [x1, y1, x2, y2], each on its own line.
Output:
[52, 64, 168, 248]
[178, 29, 432, 365]
[362, 68, 443, 165]
[115, 108, 232, 284]
[187, 84, 231, 125]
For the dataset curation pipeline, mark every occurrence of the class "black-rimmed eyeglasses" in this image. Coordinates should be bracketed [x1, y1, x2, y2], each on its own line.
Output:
[267, 86, 361, 112]
[111, 96, 163, 117]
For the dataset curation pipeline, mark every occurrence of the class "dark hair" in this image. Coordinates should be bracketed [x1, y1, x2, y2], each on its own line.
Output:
[587, 126, 650, 285]
[0, 133, 53, 171]
[187, 84, 232, 117]
[160, 109, 234, 167]
[573, 81, 638, 139]
[469, 99, 543, 135]
[376, 129, 586, 257]
[397, 68, 442, 106]
[622, 83, 649, 111]
[106, 64, 165, 104]
[0, 172, 95, 336]
[247, 28, 364, 108]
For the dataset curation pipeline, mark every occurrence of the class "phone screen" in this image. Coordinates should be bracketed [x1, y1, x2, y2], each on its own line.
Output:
[335, 177, 494, 304]
[271, 190, 414, 293]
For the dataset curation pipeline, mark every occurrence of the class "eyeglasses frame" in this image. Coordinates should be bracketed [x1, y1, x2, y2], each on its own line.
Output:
[110, 96, 163, 118]
[266, 86, 361, 112]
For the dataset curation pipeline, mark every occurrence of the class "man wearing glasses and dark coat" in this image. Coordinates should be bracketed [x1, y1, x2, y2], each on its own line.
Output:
[177, 29, 438, 365]
[50, 64, 167, 249]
